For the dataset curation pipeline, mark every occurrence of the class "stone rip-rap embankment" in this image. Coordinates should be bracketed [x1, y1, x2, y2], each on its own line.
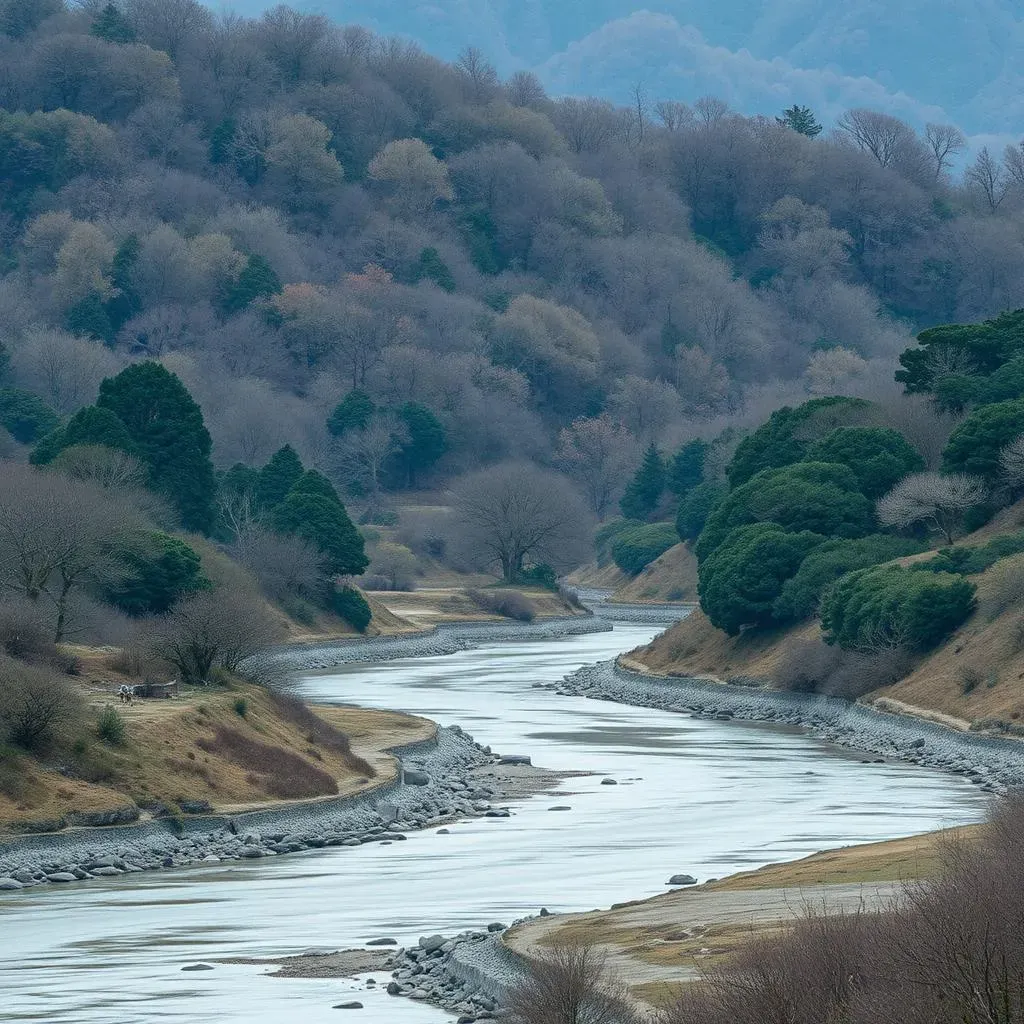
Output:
[553, 660, 1024, 793]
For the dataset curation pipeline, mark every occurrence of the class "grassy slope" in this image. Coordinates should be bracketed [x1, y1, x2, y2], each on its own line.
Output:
[630, 503, 1024, 726]
[610, 543, 699, 604]
[0, 670, 434, 833]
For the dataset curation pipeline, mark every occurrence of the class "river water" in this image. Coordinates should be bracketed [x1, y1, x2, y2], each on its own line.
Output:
[0, 623, 988, 1023]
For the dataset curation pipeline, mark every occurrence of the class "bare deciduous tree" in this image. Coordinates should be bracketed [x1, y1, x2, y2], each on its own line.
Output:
[507, 941, 638, 1024]
[924, 123, 966, 180]
[150, 588, 283, 684]
[876, 471, 988, 544]
[450, 462, 593, 582]
[232, 526, 322, 603]
[999, 434, 1024, 491]
[965, 146, 1009, 213]
[555, 415, 640, 521]
[0, 463, 139, 641]
[0, 657, 82, 753]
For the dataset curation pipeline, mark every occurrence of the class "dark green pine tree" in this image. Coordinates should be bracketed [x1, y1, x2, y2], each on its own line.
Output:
[327, 389, 375, 437]
[413, 247, 456, 292]
[31, 405, 138, 465]
[272, 491, 368, 578]
[255, 445, 304, 511]
[620, 443, 666, 521]
[289, 469, 342, 505]
[396, 402, 448, 487]
[668, 439, 709, 497]
[91, 3, 136, 43]
[218, 254, 282, 315]
[776, 105, 823, 138]
[105, 235, 142, 333]
[65, 293, 114, 342]
[97, 363, 217, 533]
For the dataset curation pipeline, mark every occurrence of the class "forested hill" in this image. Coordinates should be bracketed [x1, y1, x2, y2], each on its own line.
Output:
[1, 0, 1023, 490]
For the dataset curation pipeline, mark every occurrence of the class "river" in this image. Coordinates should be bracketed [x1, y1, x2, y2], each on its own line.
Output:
[0, 622, 988, 1023]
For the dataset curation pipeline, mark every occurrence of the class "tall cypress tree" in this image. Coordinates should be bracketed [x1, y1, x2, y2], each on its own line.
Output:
[97, 363, 216, 533]
[255, 445, 304, 511]
[620, 443, 666, 521]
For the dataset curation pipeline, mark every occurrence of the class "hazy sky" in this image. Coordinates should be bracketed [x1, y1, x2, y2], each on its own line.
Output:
[222, 1, 1024, 143]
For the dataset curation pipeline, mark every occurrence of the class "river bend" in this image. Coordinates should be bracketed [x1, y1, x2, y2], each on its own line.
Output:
[0, 623, 987, 1023]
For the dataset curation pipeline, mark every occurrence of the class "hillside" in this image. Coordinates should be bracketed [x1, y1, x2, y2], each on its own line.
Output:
[630, 504, 1024, 730]
[0, 667, 434, 834]
[610, 542, 698, 604]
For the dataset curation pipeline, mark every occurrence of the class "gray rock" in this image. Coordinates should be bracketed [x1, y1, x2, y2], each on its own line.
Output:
[485, 809, 510, 818]
[0, 878, 23, 890]
[90, 866, 123, 877]
[498, 754, 531, 765]
[436, 828, 450, 835]
[12, 869, 34, 884]
[333, 1002, 363, 1009]
[539, 907, 550, 916]
[410, 989, 429, 1000]
[419, 934, 447, 953]
[366, 938, 397, 946]
[487, 922, 507, 932]
[386, 982, 402, 995]
[668, 874, 698, 886]
[548, 806, 571, 811]
[403, 769, 430, 786]
[181, 964, 214, 971]
[46, 872, 77, 883]
[237, 846, 263, 858]
[600, 778, 618, 785]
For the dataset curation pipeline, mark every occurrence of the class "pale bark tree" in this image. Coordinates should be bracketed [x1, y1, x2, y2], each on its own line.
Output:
[368, 138, 453, 218]
[555, 415, 640, 521]
[966, 147, 1009, 213]
[0, 463, 139, 641]
[925, 123, 966, 180]
[450, 462, 592, 581]
[332, 412, 405, 496]
[10, 328, 120, 416]
[999, 435, 1024, 491]
[877, 472, 988, 545]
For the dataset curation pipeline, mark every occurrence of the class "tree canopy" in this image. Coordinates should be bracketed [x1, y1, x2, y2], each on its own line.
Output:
[698, 524, 824, 635]
[97, 363, 216, 533]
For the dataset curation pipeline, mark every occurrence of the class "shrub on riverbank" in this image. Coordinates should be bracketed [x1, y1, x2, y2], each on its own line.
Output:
[611, 523, 678, 575]
[467, 589, 536, 622]
[820, 565, 976, 652]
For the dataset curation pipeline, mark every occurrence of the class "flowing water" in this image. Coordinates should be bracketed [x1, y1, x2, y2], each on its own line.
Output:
[0, 623, 989, 1023]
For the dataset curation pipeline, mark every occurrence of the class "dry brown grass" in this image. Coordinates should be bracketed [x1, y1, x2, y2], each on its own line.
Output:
[611, 543, 699, 604]
[0, 674, 435, 831]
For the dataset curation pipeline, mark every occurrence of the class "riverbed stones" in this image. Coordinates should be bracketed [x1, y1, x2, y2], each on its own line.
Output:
[419, 935, 447, 953]
[498, 754, 531, 766]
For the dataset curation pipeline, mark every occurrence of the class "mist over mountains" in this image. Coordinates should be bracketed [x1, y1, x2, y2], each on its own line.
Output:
[226, 1, 1024, 137]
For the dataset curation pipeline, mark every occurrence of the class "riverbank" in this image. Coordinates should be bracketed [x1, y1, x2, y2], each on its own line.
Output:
[0, 613, 626, 891]
[552, 660, 1024, 792]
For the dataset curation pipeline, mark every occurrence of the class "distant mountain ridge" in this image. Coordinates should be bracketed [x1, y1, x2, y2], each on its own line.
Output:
[227, 0, 1024, 135]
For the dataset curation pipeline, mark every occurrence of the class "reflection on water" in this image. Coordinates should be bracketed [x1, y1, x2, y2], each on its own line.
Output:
[0, 625, 987, 1022]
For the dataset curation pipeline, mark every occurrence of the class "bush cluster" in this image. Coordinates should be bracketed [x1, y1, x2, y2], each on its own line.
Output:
[820, 564, 976, 652]
[611, 523, 678, 575]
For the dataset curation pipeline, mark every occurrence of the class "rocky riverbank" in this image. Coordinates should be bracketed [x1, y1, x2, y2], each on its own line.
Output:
[552, 660, 1024, 793]
[253, 614, 614, 675]
[0, 727, 540, 891]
